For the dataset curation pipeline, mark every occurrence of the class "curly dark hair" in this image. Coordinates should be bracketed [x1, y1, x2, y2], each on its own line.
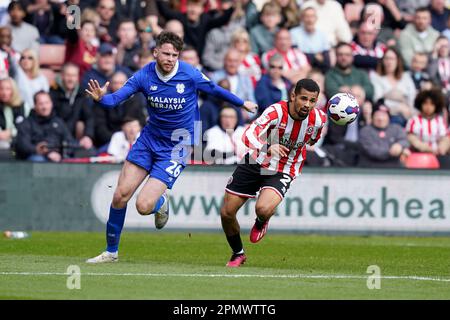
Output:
[414, 88, 446, 114]
[155, 31, 184, 52]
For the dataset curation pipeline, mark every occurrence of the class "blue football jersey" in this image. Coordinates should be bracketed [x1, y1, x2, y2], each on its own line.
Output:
[98, 61, 244, 145]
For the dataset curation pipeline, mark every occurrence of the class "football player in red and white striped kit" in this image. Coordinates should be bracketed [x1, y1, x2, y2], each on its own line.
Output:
[220, 78, 327, 267]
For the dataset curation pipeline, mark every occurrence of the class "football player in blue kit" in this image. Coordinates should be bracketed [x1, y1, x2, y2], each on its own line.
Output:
[85, 31, 258, 263]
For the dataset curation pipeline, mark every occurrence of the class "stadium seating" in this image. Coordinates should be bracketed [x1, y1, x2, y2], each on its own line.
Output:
[405, 152, 440, 169]
[39, 44, 66, 71]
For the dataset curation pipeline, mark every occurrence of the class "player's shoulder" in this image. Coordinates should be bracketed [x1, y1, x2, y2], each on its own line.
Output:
[311, 108, 327, 127]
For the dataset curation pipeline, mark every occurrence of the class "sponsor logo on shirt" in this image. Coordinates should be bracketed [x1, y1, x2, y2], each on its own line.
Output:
[280, 136, 304, 150]
[150, 85, 158, 91]
[148, 96, 186, 110]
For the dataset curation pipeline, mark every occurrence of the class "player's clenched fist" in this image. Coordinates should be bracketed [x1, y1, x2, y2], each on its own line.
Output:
[242, 101, 258, 114]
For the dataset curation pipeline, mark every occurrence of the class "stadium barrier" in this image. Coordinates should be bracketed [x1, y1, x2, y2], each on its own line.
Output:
[1, 162, 450, 235]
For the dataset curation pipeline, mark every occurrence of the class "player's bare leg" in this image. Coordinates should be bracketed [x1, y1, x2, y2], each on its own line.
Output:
[250, 188, 283, 243]
[87, 161, 148, 263]
[221, 192, 248, 267]
[136, 177, 170, 229]
[113, 160, 149, 208]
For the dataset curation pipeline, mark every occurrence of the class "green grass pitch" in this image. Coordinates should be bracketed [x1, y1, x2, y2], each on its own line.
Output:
[1, 231, 450, 299]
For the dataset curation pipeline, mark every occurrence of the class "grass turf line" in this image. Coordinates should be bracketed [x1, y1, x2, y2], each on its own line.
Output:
[0, 232, 449, 299]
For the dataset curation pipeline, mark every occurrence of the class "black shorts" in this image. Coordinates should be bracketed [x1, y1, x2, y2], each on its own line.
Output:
[225, 155, 293, 200]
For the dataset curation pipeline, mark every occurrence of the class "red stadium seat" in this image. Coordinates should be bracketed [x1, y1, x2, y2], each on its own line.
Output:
[405, 152, 440, 169]
[39, 44, 66, 71]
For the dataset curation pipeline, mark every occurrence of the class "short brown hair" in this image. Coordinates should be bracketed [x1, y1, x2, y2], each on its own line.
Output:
[155, 31, 184, 52]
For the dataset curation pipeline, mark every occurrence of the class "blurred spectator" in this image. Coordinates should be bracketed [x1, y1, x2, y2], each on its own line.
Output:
[249, 1, 281, 56]
[301, 0, 352, 47]
[96, 0, 122, 43]
[200, 78, 235, 133]
[428, 36, 450, 96]
[230, 28, 262, 87]
[407, 52, 433, 91]
[65, 20, 99, 79]
[289, 6, 331, 74]
[115, 19, 140, 72]
[180, 45, 203, 71]
[307, 68, 327, 111]
[429, 0, 449, 32]
[0, 77, 29, 159]
[164, 19, 185, 39]
[254, 53, 291, 113]
[50, 63, 95, 151]
[370, 47, 416, 126]
[360, 3, 396, 46]
[81, 42, 132, 90]
[406, 89, 450, 156]
[117, 0, 160, 22]
[351, 20, 387, 72]
[137, 49, 155, 69]
[137, 18, 157, 53]
[24, 0, 66, 44]
[262, 29, 311, 84]
[0, 26, 18, 79]
[358, 101, 410, 168]
[325, 42, 374, 101]
[14, 48, 49, 109]
[398, 7, 439, 69]
[107, 116, 142, 163]
[242, 0, 259, 30]
[395, 0, 430, 22]
[350, 84, 373, 127]
[15, 91, 77, 162]
[274, 0, 300, 29]
[7, 1, 40, 53]
[370, 0, 407, 32]
[204, 106, 247, 164]
[93, 71, 146, 148]
[201, 1, 245, 71]
[157, 0, 235, 58]
[211, 48, 256, 123]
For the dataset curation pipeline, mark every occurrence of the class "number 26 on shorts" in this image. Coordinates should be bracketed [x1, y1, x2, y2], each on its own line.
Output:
[165, 161, 183, 178]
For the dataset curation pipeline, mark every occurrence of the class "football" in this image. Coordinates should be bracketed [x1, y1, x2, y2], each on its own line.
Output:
[327, 92, 360, 126]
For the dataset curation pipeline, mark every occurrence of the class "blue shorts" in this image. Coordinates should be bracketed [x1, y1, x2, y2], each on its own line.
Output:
[126, 131, 189, 189]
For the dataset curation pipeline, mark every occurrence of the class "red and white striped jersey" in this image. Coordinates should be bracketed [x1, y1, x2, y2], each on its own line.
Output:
[262, 48, 310, 73]
[351, 41, 386, 58]
[406, 114, 449, 151]
[239, 53, 262, 88]
[243, 100, 327, 178]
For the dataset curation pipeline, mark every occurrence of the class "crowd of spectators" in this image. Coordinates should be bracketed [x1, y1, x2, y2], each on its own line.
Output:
[0, 0, 449, 169]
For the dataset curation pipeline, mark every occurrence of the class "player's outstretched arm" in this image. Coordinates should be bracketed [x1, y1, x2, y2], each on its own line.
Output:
[85, 79, 109, 102]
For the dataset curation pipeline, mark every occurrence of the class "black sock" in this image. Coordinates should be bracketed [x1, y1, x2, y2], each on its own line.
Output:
[226, 234, 243, 254]
[254, 216, 266, 230]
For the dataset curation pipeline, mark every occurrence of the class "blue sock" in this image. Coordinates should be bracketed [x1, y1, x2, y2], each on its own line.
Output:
[106, 205, 126, 253]
[151, 196, 165, 214]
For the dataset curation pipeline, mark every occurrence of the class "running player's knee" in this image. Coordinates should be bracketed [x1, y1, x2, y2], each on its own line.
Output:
[220, 204, 236, 220]
[135, 199, 154, 216]
[255, 203, 273, 219]
[112, 188, 132, 207]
